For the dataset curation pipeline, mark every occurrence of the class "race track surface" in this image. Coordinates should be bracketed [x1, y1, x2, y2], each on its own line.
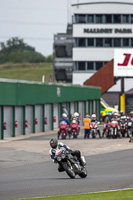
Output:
[0, 129, 133, 200]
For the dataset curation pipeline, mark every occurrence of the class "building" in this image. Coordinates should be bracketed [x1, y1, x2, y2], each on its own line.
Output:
[72, 1, 133, 92]
[53, 24, 74, 83]
[53, 1, 133, 109]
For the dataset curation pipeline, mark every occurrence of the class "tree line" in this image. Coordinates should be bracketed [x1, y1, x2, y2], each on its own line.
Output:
[0, 37, 52, 64]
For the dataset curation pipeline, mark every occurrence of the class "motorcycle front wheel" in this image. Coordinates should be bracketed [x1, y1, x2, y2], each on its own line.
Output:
[78, 167, 88, 178]
[92, 130, 96, 138]
[73, 132, 77, 139]
[63, 162, 75, 179]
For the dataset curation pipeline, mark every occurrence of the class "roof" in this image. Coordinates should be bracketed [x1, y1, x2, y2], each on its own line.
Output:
[125, 88, 133, 94]
[72, 1, 133, 7]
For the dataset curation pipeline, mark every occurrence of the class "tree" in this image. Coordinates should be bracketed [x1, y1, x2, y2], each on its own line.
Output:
[0, 37, 45, 64]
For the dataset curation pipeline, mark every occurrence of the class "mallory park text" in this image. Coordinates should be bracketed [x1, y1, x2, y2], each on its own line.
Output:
[84, 28, 132, 34]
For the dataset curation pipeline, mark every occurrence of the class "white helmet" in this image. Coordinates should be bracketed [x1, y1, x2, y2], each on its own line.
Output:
[62, 113, 67, 119]
[74, 112, 79, 118]
[92, 114, 96, 118]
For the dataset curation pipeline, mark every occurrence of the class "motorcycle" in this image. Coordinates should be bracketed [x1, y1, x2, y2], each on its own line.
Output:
[109, 120, 120, 139]
[70, 120, 79, 139]
[119, 116, 128, 137]
[54, 147, 87, 179]
[127, 120, 133, 138]
[90, 121, 101, 138]
[104, 122, 111, 138]
[58, 121, 68, 139]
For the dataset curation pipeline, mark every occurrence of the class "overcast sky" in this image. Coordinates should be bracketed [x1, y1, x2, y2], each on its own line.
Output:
[0, 0, 133, 56]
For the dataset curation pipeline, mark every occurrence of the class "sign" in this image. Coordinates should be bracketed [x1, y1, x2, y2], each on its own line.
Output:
[57, 87, 61, 97]
[114, 49, 133, 77]
[84, 28, 132, 34]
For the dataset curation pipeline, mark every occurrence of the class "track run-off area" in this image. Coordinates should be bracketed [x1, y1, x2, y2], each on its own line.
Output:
[0, 126, 133, 200]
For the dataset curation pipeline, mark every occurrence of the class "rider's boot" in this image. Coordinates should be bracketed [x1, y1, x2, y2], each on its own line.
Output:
[79, 156, 86, 167]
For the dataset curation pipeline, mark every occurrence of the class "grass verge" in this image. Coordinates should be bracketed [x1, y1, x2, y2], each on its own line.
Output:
[13, 189, 133, 200]
[0, 63, 53, 82]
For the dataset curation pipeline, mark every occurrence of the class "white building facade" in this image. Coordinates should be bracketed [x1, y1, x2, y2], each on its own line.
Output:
[72, 1, 133, 91]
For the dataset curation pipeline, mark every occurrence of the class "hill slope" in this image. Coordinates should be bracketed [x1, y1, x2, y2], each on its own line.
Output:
[0, 63, 53, 82]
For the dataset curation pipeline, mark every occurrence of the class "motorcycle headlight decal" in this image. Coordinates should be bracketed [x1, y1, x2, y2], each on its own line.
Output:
[57, 156, 61, 161]
[61, 154, 65, 159]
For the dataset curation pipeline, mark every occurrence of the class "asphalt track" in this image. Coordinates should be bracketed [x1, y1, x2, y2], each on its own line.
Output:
[0, 129, 133, 200]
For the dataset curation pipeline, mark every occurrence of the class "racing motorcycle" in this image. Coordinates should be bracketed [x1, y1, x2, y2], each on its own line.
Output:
[103, 122, 111, 138]
[109, 120, 120, 139]
[127, 119, 133, 138]
[70, 120, 79, 139]
[54, 147, 87, 179]
[58, 121, 68, 139]
[119, 116, 128, 137]
[90, 121, 101, 138]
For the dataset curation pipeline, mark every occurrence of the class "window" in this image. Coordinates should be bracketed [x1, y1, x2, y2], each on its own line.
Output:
[123, 15, 129, 23]
[87, 62, 94, 70]
[88, 15, 94, 23]
[123, 38, 129, 47]
[77, 15, 86, 23]
[104, 38, 112, 47]
[87, 38, 94, 47]
[96, 62, 103, 70]
[114, 38, 121, 47]
[131, 15, 133, 23]
[78, 38, 86, 47]
[96, 15, 103, 23]
[96, 38, 103, 47]
[114, 15, 121, 23]
[131, 39, 133, 47]
[78, 62, 85, 70]
[105, 15, 112, 23]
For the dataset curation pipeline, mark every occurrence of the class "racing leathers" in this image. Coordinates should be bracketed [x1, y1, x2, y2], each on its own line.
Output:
[49, 142, 84, 172]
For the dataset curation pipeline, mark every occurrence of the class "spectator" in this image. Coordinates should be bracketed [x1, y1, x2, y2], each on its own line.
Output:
[83, 113, 91, 139]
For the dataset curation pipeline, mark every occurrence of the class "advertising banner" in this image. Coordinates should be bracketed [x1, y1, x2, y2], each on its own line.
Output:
[114, 49, 133, 77]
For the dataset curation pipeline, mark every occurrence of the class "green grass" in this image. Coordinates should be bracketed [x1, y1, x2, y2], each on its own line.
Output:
[0, 63, 53, 82]
[13, 189, 133, 200]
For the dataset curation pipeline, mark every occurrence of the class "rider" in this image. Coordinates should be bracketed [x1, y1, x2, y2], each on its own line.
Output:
[58, 113, 70, 138]
[49, 138, 86, 172]
[59, 113, 70, 125]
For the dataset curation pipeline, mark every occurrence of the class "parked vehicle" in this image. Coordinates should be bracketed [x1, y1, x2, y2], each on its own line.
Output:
[58, 121, 68, 139]
[104, 122, 111, 138]
[54, 147, 87, 179]
[119, 116, 128, 137]
[127, 120, 133, 137]
[109, 120, 121, 139]
[90, 121, 101, 138]
[70, 119, 79, 139]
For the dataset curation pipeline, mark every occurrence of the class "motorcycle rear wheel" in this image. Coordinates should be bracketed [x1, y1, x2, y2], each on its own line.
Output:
[78, 167, 88, 178]
[63, 162, 75, 179]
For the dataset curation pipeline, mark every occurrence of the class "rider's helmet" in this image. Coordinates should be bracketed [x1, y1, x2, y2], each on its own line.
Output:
[130, 111, 133, 117]
[74, 112, 79, 118]
[62, 113, 67, 119]
[91, 113, 96, 120]
[114, 112, 118, 118]
[120, 110, 124, 116]
[50, 138, 58, 149]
